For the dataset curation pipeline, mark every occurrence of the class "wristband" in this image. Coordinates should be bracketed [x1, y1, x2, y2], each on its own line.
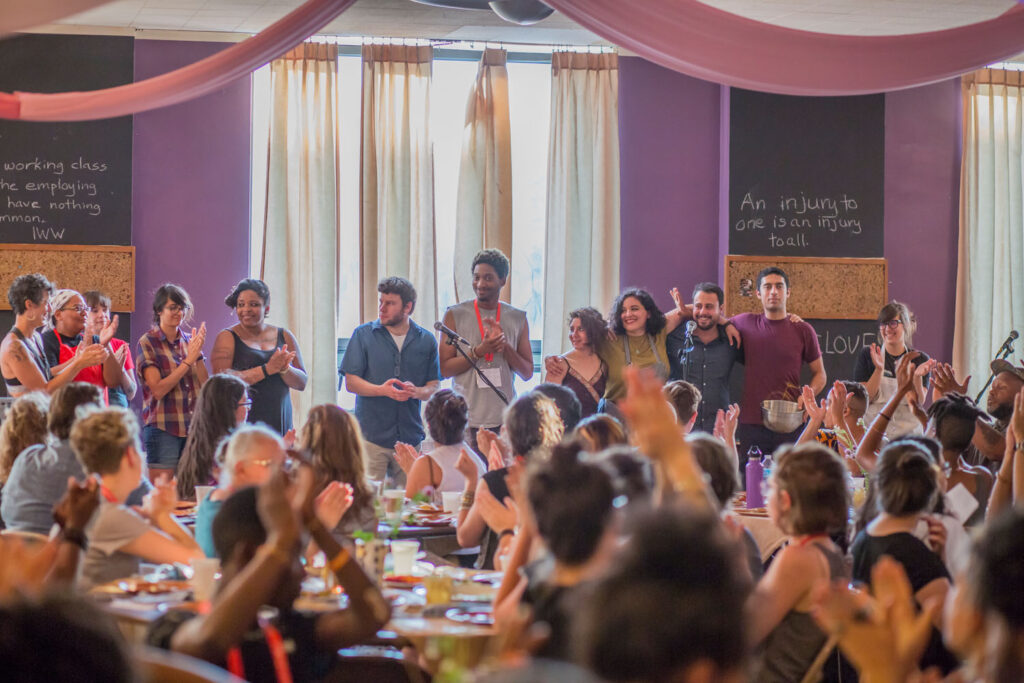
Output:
[60, 527, 88, 551]
[461, 490, 475, 510]
[1016, 441, 1024, 452]
[261, 364, 270, 379]
[328, 547, 351, 572]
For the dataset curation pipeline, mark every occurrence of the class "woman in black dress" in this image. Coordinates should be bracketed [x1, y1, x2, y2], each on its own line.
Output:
[210, 279, 306, 435]
[542, 307, 607, 418]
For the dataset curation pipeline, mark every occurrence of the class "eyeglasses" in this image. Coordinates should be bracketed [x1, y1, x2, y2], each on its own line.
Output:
[880, 320, 903, 330]
[59, 305, 91, 314]
[164, 304, 185, 313]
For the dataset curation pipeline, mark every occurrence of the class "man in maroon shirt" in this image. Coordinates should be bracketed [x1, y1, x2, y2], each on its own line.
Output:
[730, 267, 827, 462]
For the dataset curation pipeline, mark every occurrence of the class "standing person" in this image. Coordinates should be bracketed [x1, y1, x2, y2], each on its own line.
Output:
[440, 249, 533, 456]
[1, 274, 106, 397]
[137, 284, 209, 477]
[83, 291, 137, 408]
[730, 267, 827, 459]
[341, 277, 440, 484]
[42, 289, 126, 405]
[666, 283, 743, 434]
[210, 279, 306, 436]
[542, 307, 608, 418]
[853, 301, 931, 438]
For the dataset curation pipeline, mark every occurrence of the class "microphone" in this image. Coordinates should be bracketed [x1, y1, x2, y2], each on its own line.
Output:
[685, 320, 696, 336]
[1000, 330, 1019, 351]
[434, 321, 471, 346]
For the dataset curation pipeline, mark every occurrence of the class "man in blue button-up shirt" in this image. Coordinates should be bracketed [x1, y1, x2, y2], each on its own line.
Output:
[340, 277, 440, 484]
[666, 282, 742, 434]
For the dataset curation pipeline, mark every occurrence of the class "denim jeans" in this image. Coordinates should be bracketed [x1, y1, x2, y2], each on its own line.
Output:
[143, 425, 187, 471]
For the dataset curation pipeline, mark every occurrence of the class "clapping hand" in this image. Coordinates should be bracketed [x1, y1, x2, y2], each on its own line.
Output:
[393, 442, 420, 475]
[827, 381, 848, 426]
[113, 344, 129, 368]
[931, 362, 969, 397]
[476, 483, 518, 534]
[265, 344, 296, 375]
[455, 448, 480, 488]
[869, 343, 885, 371]
[258, 469, 301, 549]
[802, 385, 826, 424]
[314, 481, 353, 531]
[714, 404, 740, 445]
[75, 340, 108, 368]
[94, 314, 120, 347]
[478, 318, 506, 356]
[185, 322, 207, 364]
[142, 473, 179, 519]
[621, 367, 686, 460]
[1011, 388, 1024, 444]
[895, 352, 921, 398]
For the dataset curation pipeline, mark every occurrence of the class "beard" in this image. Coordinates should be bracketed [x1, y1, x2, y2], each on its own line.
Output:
[989, 402, 1013, 422]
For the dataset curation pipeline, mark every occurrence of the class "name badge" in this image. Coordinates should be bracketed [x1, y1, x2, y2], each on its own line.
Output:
[477, 367, 503, 389]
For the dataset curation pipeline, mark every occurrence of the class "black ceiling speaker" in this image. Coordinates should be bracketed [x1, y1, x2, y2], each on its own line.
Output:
[409, 0, 554, 25]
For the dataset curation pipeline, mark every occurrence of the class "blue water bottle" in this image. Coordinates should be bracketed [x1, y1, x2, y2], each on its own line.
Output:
[745, 446, 764, 509]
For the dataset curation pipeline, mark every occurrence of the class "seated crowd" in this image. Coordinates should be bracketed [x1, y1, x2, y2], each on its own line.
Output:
[0, 255, 1021, 683]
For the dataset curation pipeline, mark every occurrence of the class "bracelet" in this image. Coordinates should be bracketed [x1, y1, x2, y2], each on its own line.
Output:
[468, 345, 479, 361]
[328, 547, 351, 572]
[497, 529, 515, 540]
[1015, 441, 1024, 451]
[461, 490, 475, 509]
[183, 359, 194, 368]
[261, 364, 270, 379]
[60, 527, 88, 551]
[878, 413, 893, 421]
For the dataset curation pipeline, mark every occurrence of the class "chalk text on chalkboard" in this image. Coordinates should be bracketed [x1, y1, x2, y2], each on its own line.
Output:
[0, 155, 112, 240]
[817, 329, 876, 356]
[734, 191, 865, 251]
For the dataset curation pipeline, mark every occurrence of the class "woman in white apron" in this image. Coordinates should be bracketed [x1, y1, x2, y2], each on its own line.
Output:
[853, 301, 932, 438]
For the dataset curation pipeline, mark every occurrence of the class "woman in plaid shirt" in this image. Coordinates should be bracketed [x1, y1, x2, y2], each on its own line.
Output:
[136, 284, 209, 477]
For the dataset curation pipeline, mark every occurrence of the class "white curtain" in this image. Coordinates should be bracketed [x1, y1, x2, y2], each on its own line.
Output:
[453, 48, 513, 303]
[542, 51, 621, 356]
[261, 42, 340, 427]
[955, 69, 1024, 387]
[360, 44, 437, 323]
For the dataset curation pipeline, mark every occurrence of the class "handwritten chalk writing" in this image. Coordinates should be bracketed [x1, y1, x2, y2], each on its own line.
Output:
[3, 159, 64, 174]
[740, 192, 766, 211]
[769, 233, 808, 248]
[71, 157, 108, 172]
[24, 179, 98, 198]
[734, 217, 765, 231]
[0, 214, 44, 223]
[733, 189, 865, 252]
[7, 198, 40, 210]
[48, 199, 101, 216]
[31, 226, 65, 240]
[817, 330, 875, 356]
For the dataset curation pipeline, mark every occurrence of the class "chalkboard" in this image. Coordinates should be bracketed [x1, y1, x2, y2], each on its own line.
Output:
[0, 35, 133, 246]
[729, 89, 884, 257]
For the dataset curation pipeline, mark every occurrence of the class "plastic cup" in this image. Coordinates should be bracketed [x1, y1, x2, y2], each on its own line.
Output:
[441, 491, 461, 513]
[190, 557, 220, 602]
[382, 489, 405, 523]
[194, 486, 214, 507]
[390, 540, 419, 576]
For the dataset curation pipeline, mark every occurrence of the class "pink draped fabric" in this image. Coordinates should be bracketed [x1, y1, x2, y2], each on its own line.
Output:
[543, 0, 1024, 95]
[0, 0, 357, 121]
[1, 0, 112, 35]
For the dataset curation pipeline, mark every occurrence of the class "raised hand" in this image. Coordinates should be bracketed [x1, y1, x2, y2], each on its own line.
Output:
[113, 344, 129, 367]
[185, 322, 207, 363]
[906, 393, 928, 429]
[895, 352, 921, 397]
[257, 468, 301, 547]
[75, 341, 108, 368]
[713, 409, 726, 441]
[476, 429, 499, 460]
[669, 287, 684, 312]
[802, 385, 825, 423]
[143, 474, 179, 518]
[393, 442, 420, 474]
[1012, 388, 1024, 443]
[869, 343, 885, 371]
[620, 367, 686, 461]
[455, 448, 480, 487]
[931, 362, 969, 397]
[723, 403, 740, 444]
[914, 358, 936, 378]
[52, 476, 100, 531]
[97, 314, 120, 346]
[265, 344, 293, 374]
[314, 481, 353, 530]
[478, 318, 506, 355]
[487, 441, 508, 472]
[828, 380, 847, 425]
[476, 483, 518, 534]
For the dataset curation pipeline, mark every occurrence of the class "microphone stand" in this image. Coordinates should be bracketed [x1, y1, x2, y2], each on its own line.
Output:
[440, 332, 509, 406]
[975, 338, 1016, 404]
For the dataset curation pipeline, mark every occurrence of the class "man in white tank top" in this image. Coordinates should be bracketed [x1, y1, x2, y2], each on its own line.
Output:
[440, 249, 534, 456]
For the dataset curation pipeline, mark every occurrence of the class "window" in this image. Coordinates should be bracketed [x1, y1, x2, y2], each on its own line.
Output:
[250, 44, 552, 406]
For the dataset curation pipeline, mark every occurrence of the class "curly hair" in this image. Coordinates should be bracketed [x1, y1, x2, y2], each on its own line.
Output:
[471, 249, 510, 281]
[70, 408, 142, 476]
[424, 389, 468, 446]
[771, 442, 850, 536]
[503, 392, 564, 461]
[567, 306, 607, 351]
[298, 405, 374, 530]
[7, 273, 54, 315]
[609, 288, 667, 337]
[177, 374, 247, 500]
[926, 392, 982, 454]
[224, 278, 271, 308]
[0, 393, 49, 483]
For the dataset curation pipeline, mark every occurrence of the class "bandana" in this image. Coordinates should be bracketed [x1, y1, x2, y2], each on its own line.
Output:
[48, 288, 81, 328]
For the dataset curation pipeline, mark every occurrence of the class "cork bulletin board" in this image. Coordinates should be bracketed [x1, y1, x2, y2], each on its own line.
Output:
[725, 255, 887, 320]
[0, 243, 135, 311]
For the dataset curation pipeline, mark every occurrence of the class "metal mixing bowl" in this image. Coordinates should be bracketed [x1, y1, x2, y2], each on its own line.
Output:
[761, 400, 805, 434]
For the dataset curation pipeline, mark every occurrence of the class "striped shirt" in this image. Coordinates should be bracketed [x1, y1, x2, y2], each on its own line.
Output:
[137, 328, 198, 437]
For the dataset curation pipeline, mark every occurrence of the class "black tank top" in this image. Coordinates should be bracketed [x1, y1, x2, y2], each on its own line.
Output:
[4, 327, 51, 393]
[230, 328, 292, 435]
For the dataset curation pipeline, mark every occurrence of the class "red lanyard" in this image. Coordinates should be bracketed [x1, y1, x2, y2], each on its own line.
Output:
[100, 485, 117, 503]
[474, 300, 501, 362]
[226, 616, 293, 683]
[796, 533, 828, 548]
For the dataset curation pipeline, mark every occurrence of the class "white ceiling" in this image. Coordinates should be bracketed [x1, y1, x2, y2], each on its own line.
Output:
[51, 0, 1021, 42]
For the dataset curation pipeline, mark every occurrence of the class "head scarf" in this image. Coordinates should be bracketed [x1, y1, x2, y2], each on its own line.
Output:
[48, 288, 81, 328]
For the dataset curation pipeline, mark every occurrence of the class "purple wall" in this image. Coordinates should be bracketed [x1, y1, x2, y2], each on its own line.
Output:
[131, 40, 251, 357]
[618, 56, 962, 361]
[618, 56, 721, 312]
[883, 80, 962, 362]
